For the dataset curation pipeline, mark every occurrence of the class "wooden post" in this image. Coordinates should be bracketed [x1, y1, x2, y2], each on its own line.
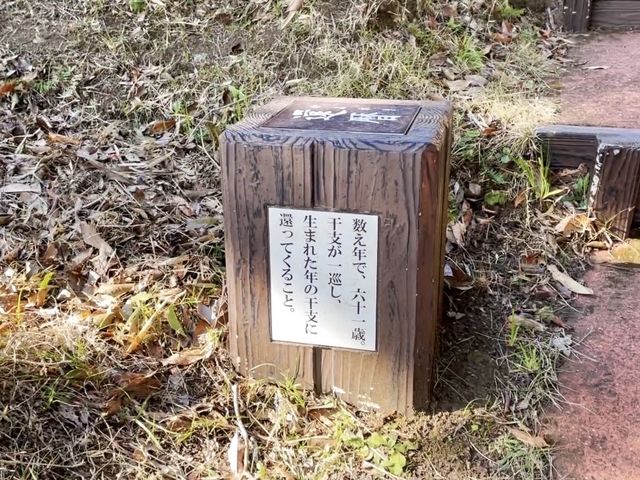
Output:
[592, 1, 640, 29]
[562, 0, 592, 32]
[220, 97, 452, 414]
[537, 125, 640, 236]
[590, 145, 640, 238]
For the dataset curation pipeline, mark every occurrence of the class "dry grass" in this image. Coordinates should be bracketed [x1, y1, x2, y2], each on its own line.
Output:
[0, 0, 593, 478]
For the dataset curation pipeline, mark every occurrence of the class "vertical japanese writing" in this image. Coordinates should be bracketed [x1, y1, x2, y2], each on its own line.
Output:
[279, 212, 295, 311]
[268, 207, 378, 351]
[328, 217, 343, 303]
[352, 218, 368, 278]
[303, 214, 318, 335]
[351, 217, 370, 345]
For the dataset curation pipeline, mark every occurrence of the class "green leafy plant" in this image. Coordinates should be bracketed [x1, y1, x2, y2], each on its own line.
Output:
[513, 156, 564, 204]
[508, 321, 520, 347]
[516, 344, 541, 373]
[492, 433, 549, 477]
[454, 35, 485, 73]
[498, 1, 525, 20]
[333, 417, 417, 476]
[571, 174, 590, 208]
[129, 0, 147, 13]
[224, 84, 250, 123]
[485, 190, 509, 206]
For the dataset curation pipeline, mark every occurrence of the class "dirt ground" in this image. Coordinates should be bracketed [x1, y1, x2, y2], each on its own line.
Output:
[558, 31, 640, 128]
[544, 265, 640, 479]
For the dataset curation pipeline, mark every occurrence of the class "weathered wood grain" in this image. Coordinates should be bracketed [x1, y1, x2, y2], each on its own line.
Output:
[590, 145, 640, 237]
[537, 125, 640, 234]
[563, 0, 592, 32]
[635, 182, 640, 225]
[536, 126, 599, 171]
[221, 97, 452, 413]
[221, 135, 316, 388]
[592, 0, 640, 29]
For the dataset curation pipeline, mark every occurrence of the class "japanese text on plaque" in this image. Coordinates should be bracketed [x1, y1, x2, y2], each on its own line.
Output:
[268, 207, 378, 351]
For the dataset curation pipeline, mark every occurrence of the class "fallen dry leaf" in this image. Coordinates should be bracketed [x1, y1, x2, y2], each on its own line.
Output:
[445, 79, 471, 92]
[117, 372, 162, 398]
[466, 74, 488, 87]
[441, 3, 457, 18]
[228, 430, 245, 477]
[554, 213, 592, 236]
[0, 183, 41, 194]
[592, 239, 640, 264]
[161, 346, 207, 367]
[493, 32, 512, 44]
[80, 222, 114, 255]
[509, 313, 546, 332]
[0, 81, 16, 95]
[494, 21, 514, 44]
[444, 262, 474, 291]
[520, 254, 546, 274]
[48, 132, 81, 145]
[102, 395, 123, 417]
[69, 248, 94, 270]
[514, 190, 528, 208]
[482, 125, 499, 137]
[554, 163, 589, 180]
[507, 427, 548, 448]
[147, 118, 176, 134]
[548, 265, 594, 295]
[282, 0, 304, 27]
[447, 221, 466, 246]
[95, 283, 136, 295]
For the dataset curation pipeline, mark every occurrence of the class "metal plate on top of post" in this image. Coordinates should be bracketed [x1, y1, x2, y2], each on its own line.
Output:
[261, 99, 420, 135]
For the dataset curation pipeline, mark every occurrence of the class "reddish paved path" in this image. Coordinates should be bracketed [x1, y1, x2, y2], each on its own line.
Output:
[546, 28, 640, 480]
[559, 31, 640, 128]
[544, 265, 640, 479]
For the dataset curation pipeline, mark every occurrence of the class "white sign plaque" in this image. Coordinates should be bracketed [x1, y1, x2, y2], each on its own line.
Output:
[268, 207, 378, 351]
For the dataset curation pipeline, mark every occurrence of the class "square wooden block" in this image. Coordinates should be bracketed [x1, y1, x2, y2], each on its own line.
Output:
[220, 97, 452, 414]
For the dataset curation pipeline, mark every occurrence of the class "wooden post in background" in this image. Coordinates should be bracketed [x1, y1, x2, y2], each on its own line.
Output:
[537, 125, 640, 236]
[563, 0, 592, 32]
[221, 97, 452, 414]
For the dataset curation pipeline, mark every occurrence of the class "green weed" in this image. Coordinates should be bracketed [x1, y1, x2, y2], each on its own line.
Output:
[492, 433, 550, 478]
[129, 0, 147, 13]
[454, 35, 485, 73]
[516, 344, 541, 374]
[498, 1, 526, 20]
[571, 174, 590, 208]
[34, 67, 74, 94]
[513, 155, 564, 204]
[508, 322, 520, 347]
[333, 414, 417, 477]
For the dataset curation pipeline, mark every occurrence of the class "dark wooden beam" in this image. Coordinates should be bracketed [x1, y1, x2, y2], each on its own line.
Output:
[562, 0, 593, 32]
[537, 125, 640, 170]
[592, 0, 640, 29]
[536, 125, 598, 171]
[590, 145, 640, 238]
[537, 125, 640, 236]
